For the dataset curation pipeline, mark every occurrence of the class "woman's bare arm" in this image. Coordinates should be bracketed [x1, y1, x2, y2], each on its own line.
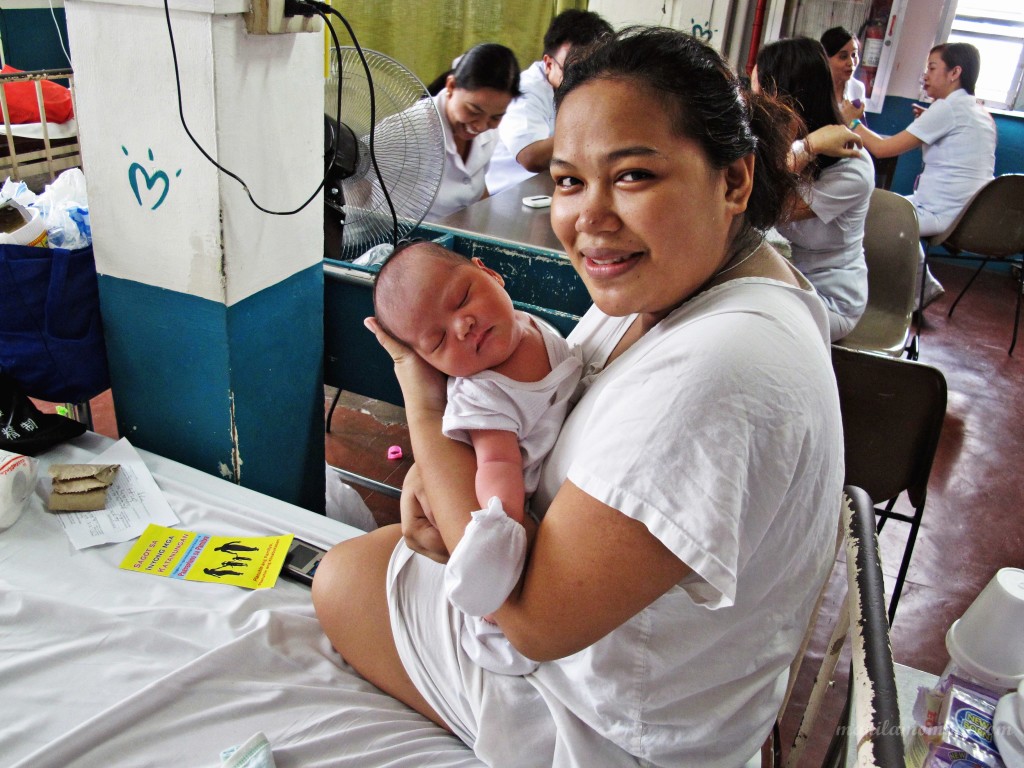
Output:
[854, 125, 922, 158]
[365, 317, 689, 662]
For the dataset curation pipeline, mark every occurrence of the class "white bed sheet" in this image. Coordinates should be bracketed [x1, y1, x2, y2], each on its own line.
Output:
[0, 432, 481, 768]
[1, 117, 78, 141]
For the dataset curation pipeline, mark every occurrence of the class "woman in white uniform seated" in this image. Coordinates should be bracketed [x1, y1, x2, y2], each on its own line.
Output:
[424, 44, 521, 223]
[820, 26, 867, 123]
[850, 42, 997, 306]
[314, 27, 850, 767]
[755, 37, 874, 341]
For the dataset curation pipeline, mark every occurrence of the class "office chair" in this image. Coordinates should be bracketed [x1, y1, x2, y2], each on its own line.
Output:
[837, 189, 921, 360]
[924, 173, 1024, 355]
[766, 486, 903, 768]
[830, 345, 947, 624]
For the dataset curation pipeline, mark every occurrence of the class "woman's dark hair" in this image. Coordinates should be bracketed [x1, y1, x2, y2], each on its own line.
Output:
[820, 26, 856, 58]
[555, 26, 799, 234]
[931, 42, 981, 95]
[757, 37, 843, 177]
[543, 9, 613, 56]
[426, 43, 522, 98]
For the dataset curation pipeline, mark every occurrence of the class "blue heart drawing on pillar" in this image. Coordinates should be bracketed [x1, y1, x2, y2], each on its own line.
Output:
[122, 146, 181, 211]
[128, 162, 171, 210]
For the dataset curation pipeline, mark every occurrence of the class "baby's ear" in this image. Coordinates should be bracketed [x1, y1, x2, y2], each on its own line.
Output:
[471, 257, 505, 286]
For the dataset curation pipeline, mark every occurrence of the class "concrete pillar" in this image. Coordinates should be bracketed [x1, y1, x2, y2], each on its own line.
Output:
[65, 0, 326, 511]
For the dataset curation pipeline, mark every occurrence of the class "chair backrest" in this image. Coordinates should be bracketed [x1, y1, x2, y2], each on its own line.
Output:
[837, 189, 920, 357]
[830, 346, 946, 509]
[780, 486, 903, 768]
[929, 174, 1024, 257]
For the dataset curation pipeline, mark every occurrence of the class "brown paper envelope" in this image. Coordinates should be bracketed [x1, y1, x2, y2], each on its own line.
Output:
[48, 464, 120, 486]
[48, 488, 110, 512]
[51, 477, 109, 493]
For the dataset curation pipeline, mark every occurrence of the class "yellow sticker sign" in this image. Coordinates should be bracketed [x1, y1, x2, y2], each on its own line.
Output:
[120, 524, 292, 590]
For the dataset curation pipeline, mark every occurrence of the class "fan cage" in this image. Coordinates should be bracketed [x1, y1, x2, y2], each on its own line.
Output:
[326, 47, 445, 261]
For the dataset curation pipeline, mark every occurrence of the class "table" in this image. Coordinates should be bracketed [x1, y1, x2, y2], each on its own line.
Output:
[438, 174, 563, 255]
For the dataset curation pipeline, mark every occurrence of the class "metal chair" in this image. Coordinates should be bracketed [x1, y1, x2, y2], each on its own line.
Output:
[766, 486, 903, 768]
[836, 189, 921, 360]
[924, 173, 1024, 355]
[830, 345, 947, 624]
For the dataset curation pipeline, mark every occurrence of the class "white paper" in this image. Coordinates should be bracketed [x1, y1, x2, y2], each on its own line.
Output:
[52, 438, 179, 550]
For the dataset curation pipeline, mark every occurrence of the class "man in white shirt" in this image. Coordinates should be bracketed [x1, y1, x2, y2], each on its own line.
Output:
[485, 10, 613, 196]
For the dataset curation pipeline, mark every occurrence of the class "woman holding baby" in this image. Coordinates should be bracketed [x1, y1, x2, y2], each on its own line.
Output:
[314, 27, 857, 766]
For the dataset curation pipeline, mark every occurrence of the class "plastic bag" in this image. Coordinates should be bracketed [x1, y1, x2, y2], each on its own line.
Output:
[32, 168, 91, 250]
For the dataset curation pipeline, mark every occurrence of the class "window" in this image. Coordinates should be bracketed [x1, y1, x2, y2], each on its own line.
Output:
[942, 0, 1024, 111]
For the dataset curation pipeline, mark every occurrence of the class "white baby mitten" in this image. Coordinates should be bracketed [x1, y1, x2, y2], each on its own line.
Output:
[445, 496, 527, 617]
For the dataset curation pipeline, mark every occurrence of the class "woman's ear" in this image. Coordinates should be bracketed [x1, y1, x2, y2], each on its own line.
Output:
[949, 64, 963, 84]
[723, 153, 755, 215]
[445, 74, 457, 97]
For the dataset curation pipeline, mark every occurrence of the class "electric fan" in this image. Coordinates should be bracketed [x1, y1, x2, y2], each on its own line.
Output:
[324, 47, 445, 261]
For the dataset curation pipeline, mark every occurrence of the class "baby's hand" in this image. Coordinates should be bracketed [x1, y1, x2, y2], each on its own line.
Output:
[400, 464, 449, 563]
[911, 103, 928, 119]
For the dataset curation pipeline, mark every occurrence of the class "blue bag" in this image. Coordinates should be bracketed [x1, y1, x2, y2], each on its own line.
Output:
[0, 243, 110, 403]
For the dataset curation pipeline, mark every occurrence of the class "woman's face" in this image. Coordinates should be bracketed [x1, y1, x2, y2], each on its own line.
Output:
[829, 38, 860, 88]
[922, 51, 961, 100]
[444, 78, 512, 143]
[550, 77, 752, 325]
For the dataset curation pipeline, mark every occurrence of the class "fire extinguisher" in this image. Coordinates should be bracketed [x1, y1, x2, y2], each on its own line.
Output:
[859, 17, 886, 97]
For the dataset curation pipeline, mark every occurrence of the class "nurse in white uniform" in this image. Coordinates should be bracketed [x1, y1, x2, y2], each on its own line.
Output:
[424, 44, 521, 223]
[755, 37, 874, 341]
[851, 42, 997, 306]
[821, 26, 867, 123]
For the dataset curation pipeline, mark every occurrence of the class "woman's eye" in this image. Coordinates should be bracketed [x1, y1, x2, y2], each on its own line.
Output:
[619, 169, 653, 183]
[554, 175, 581, 190]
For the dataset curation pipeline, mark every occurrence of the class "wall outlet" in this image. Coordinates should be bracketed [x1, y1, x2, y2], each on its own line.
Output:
[245, 0, 322, 35]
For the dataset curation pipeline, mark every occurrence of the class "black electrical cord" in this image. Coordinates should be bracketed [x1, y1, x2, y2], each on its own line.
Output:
[161, 0, 332, 216]
[161, 0, 398, 247]
[302, 0, 399, 247]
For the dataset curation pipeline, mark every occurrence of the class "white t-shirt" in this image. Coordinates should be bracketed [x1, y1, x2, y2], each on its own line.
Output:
[776, 148, 873, 323]
[442, 318, 583, 497]
[388, 276, 844, 767]
[526, 277, 843, 766]
[905, 88, 997, 235]
[484, 62, 554, 196]
[844, 76, 867, 104]
[426, 89, 500, 222]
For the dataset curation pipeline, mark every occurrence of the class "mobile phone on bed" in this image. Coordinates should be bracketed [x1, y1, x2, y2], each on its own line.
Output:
[282, 539, 327, 586]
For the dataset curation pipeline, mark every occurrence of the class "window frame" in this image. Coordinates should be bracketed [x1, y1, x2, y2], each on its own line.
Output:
[938, 0, 1024, 112]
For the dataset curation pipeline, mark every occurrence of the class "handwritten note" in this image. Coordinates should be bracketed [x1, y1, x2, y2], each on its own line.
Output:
[52, 438, 179, 550]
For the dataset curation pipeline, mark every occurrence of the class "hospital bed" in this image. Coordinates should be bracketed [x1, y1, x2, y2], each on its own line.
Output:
[0, 67, 81, 182]
[0, 431, 481, 767]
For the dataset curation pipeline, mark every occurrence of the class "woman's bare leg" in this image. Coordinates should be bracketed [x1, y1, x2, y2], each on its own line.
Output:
[311, 524, 450, 731]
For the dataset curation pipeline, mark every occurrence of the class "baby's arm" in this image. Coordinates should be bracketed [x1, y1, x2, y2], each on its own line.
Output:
[444, 429, 528, 617]
[469, 429, 525, 525]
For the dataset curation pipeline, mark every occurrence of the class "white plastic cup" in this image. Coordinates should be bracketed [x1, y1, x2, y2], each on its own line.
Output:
[0, 449, 39, 531]
[946, 568, 1024, 692]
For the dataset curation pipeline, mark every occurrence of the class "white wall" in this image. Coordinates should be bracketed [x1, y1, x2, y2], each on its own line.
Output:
[590, 0, 948, 101]
[887, 0, 945, 99]
[588, 0, 735, 54]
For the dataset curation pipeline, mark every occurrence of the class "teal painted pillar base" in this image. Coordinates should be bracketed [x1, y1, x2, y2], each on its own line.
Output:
[99, 264, 325, 513]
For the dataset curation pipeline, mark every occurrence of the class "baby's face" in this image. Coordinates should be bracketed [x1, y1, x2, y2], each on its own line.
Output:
[391, 257, 522, 378]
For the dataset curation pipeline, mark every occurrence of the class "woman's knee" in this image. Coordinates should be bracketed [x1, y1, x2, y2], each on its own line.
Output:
[312, 526, 402, 639]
